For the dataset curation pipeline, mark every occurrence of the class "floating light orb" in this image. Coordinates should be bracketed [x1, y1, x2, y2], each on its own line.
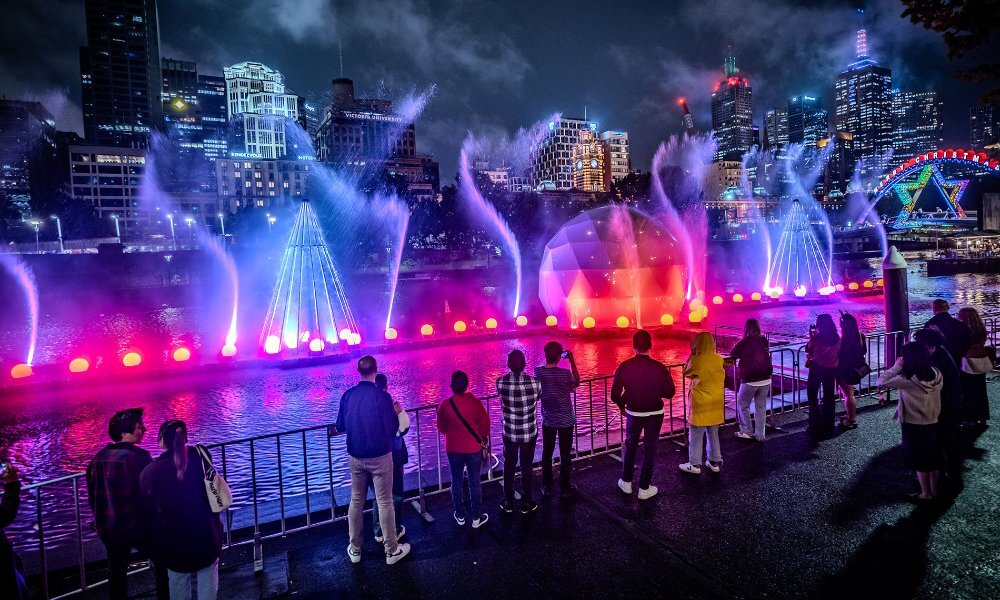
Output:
[751, 292, 762, 301]
[69, 357, 90, 373]
[384, 328, 398, 340]
[453, 320, 467, 333]
[122, 352, 142, 368]
[10, 363, 32, 379]
[689, 298, 704, 311]
[688, 311, 703, 323]
[545, 315, 558, 327]
[221, 344, 237, 358]
[350, 333, 361, 346]
[339, 328, 351, 341]
[848, 282, 859, 291]
[660, 314, 674, 326]
[308, 338, 324, 353]
[732, 293, 744, 303]
[299, 331, 310, 343]
[485, 318, 498, 330]
[876, 278, 884, 287]
[616, 316, 629, 328]
[172, 347, 191, 362]
[863, 280, 874, 289]
[794, 286, 807, 298]
[264, 335, 282, 354]
[420, 324, 433, 336]
[712, 295, 723, 305]
[699, 305, 709, 318]
[835, 284, 845, 292]
[516, 315, 528, 327]
[582, 316, 596, 329]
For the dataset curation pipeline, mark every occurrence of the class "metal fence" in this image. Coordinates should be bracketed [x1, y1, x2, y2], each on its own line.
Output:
[13, 315, 1000, 599]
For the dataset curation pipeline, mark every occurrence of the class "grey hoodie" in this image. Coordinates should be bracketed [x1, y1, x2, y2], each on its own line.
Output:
[876, 359, 943, 425]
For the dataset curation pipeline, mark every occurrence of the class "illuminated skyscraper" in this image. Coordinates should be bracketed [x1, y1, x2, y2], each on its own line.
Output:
[970, 104, 997, 149]
[198, 74, 229, 163]
[764, 108, 788, 150]
[0, 99, 56, 217]
[571, 129, 606, 192]
[834, 28, 893, 176]
[710, 50, 754, 162]
[535, 116, 594, 190]
[787, 95, 828, 148]
[599, 130, 630, 185]
[224, 62, 299, 159]
[80, 0, 162, 148]
[891, 90, 942, 162]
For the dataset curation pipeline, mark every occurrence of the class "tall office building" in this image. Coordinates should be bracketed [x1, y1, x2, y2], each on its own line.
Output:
[891, 90, 943, 162]
[80, 0, 162, 148]
[69, 145, 148, 231]
[571, 129, 606, 192]
[764, 108, 788, 150]
[224, 62, 299, 160]
[787, 95, 828, 148]
[0, 99, 57, 216]
[161, 59, 202, 163]
[970, 104, 997, 149]
[535, 116, 595, 189]
[710, 50, 754, 162]
[817, 131, 856, 198]
[834, 28, 893, 176]
[599, 130, 630, 186]
[198, 74, 229, 164]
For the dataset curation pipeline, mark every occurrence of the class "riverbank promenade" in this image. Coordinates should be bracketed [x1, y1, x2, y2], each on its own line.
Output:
[100, 377, 998, 600]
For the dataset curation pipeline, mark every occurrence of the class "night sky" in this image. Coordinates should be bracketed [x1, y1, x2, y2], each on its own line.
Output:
[0, 0, 987, 180]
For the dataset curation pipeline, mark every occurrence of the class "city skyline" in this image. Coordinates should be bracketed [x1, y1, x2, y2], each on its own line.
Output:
[0, 0, 990, 180]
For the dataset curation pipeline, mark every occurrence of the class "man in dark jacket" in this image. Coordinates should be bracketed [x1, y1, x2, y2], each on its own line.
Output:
[611, 330, 676, 500]
[86, 408, 166, 599]
[915, 328, 965, 491]
[1, 460, 29, 599]
[926, 300, 972, 368]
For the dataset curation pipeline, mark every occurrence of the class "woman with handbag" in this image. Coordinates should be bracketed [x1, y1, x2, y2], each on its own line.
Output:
[140, 420, 224, 600]
[957, 307, 993, 425]
[437, 371, 491, 528]
[836, 313, 868, 430]
[806, 314, 841, 439]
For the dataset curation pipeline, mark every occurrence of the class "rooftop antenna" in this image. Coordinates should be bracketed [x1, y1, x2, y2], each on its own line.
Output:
[338, 41, 344, 77]
[584, 105, 587, 121]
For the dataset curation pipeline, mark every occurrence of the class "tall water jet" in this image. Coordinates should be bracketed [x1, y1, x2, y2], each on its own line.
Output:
[0, 253, 39, 366]
[608, 203, 643, 328]
[764, 199, 832, 293]
[383, 197, 410, 330]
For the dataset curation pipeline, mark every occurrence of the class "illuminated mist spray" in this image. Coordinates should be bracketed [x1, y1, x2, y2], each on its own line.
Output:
[764, 199, 832, 294]
[0, 253, 39, 365]
[384, 201, 409, 330]
[608, 203, 643, 328]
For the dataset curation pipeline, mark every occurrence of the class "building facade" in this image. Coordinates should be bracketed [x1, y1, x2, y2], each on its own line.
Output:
[69, 145, 147, 231]
[0, 99, 57, 217]
[970, 104, 997, 150]
[198, 74, 229, 164]
[834, 29, 893, 176]
[571, 129, 606, 192]
[706, 158, 744, 202]
[787, 95, 828, 148]
[764, 108, 788, 151]
[817, 131, 856, 198]
[216, 158, 310, 214]
[224, 62, 299, 160]
[80, 0, 162, 148]
[535, 117, 594, 190]
[891, 90, 943, 162]
[599, 130, 630, 185]
[710, 52, 754, 162]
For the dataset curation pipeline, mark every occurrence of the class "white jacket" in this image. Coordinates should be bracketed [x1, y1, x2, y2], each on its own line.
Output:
[876, 359, 942, 425]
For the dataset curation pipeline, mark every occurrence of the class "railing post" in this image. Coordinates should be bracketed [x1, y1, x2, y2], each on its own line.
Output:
[302, 431, 311, 527]
[250, 439, 263, 574]
[73, 477, 87, 592]
[35, 487, 48, 600]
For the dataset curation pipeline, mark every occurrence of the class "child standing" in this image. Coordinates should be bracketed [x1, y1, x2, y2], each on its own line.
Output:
[680, 332, 726, 474]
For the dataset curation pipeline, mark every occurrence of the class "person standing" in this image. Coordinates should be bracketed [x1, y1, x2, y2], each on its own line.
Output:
[534, 341, 580, 498]
[437, 371, 490, 527]
[836, 313, 867, 430]
[140, 421, 223, 600]
[611, 330, 676, 500]
[730, 319, 771, 442]
[957, 307, 993, 426]
[334, 355, 411, 564]
[86, 408, 167, 600]
[914, 328, 965, 491]
[805, 314, 841, 439]
[679, 333, 726, 474]
[1, 458, 29, 600]
[369, 373, 409, 544]
[926, 300, 972, 370]
[877, 343, 943, 502]
[496, 350, 542, 514]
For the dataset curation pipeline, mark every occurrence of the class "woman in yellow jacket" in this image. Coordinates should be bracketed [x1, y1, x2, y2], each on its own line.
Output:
[680, 332, 726, 474]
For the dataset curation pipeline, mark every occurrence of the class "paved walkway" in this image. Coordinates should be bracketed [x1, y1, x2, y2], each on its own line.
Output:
[114, 377, 1000, 599]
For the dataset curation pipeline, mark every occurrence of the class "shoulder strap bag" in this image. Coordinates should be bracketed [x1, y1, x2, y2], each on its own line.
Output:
[449, 398, 490, 460]
[195, 444, 233, 513]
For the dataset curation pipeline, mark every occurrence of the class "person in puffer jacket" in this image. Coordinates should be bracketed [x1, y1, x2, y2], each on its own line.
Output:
[877, 342, 943, 503]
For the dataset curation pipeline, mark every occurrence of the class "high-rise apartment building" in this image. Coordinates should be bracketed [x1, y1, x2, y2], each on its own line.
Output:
[0, 99, 57, 217]
[817, 131, 856, 198]
[224, 62, 299, 160]
[599, 130, 630, 186]
[571, 129, 606, 192]
[710, 51, 754, 162]
[834, 28, 893, 176]
[198, 74, 229, 163]
[161, 59, 202, 164]
[764, 108, 788, 150]
[80, 0, 162, 148]
[891, 90, 943, 162]
[69, 145, 147, 231]
[787, 95, 828, 148]
[970, 104, 997, 149]
[535, 116, 594, 190]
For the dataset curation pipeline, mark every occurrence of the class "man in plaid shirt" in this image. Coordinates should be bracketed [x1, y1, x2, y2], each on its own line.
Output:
[496, 349, 542, 514]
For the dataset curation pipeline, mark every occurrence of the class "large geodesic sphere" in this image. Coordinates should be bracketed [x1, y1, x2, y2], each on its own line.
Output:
[539, 206, 687, 329]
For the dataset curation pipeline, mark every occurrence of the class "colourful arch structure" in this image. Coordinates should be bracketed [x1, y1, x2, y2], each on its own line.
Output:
[871, 149, 1000, 229]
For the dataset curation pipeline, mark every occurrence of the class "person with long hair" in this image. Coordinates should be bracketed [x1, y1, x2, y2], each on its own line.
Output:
[140, 421, 223, 600]
[957, 307, 993, 426]
[438, 371, 490, 527]
[836, 313, 867, 430]
[730, 319, 772, 442]
[913, 327, 965, 492]
[806, 314, 841, 439]
[679, 332, 726, 474]
[877, 342, 943, 502]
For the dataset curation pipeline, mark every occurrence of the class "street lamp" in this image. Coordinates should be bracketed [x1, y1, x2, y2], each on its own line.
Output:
[111, 214, 121, 243]
[267, 215, 276, 232]
[218, 212, 226, 237]
[184, 217, 194, 245]
[28, 219, 42, 252]
[50, 215, 63, 253]
[167, 214, 176, 247]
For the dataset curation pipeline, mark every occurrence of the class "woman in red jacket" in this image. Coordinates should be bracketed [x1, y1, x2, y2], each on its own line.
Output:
[437, 371, 490, 528]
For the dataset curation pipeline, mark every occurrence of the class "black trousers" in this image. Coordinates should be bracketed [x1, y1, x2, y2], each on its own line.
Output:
[105, 542, 169, 600]
[807, 365, 837, 438]
[542, 425, 573, 491]
[503, 437, 536, 503]
[622, 413, 664, 489]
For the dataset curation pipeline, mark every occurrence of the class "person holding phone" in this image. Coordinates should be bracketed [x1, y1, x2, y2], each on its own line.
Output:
[1, 458, 30, 599]
[534, 341, 581, 498]
[805, 314, 841, 439]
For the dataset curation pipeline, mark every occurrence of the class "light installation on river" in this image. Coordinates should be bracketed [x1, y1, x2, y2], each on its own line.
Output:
[764, 199, 832, 295]
[259, 200, 359, 355]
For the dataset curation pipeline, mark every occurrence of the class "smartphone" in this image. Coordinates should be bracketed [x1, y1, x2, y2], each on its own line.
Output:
[561, 350, 570, 359]
[0, 461, 8, 476]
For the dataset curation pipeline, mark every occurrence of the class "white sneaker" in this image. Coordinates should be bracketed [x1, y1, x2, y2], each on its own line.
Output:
[374, 524, 405, 544]
[347, 544, 361, 564]
[637, 486, 659, 500]
[617, 478, 633, 494]
[734, 431, 753, 440]
[472, 513, 489, 528]
[385, 542, 411, 565]
[453, 512, 466, 526]
[679, 462, 702, 475]
[705, 461, 722, 473]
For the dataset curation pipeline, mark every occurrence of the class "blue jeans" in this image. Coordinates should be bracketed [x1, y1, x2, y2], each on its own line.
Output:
[736, 383, 769, 439]
[448, 452, 484, 520]
[167, 561, 218, 600]
[688, 425, 722, 467]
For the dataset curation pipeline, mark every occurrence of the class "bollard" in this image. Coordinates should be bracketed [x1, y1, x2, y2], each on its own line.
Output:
[882, 246, 909, 367]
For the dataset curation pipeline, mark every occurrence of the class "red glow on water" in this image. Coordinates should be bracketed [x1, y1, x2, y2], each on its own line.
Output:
[122, 352, 142, 368]
[68, 357, 90, 373]
[172, 347, 191, 362]
[10, 363, 32, 379]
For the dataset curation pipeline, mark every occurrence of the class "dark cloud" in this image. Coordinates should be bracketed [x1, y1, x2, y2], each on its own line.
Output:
[0, 0, 983, 180]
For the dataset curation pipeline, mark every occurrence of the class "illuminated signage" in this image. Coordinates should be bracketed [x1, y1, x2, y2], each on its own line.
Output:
[96, 154, 146, 165]
[341, 111, 404, 123]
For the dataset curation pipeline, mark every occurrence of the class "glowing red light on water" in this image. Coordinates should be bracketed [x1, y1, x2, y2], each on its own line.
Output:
[454, 320, 467, 333]
[420, 324, 433, 336]
[69, 357, 90, 373]
[122, 352, 142, 368]
[172, 347, 191, 362]
[264, 335, 282, 355]
[10, 363, 32, 379]
[616, 316, 629, 328]
[485, 318, 498, 330]
[515, 315, 528, 327]
[221, 344, 237, 358]
[308, 338, 324, 353]
[384, 328, 398, 340]
[545, 315, 558, 327]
